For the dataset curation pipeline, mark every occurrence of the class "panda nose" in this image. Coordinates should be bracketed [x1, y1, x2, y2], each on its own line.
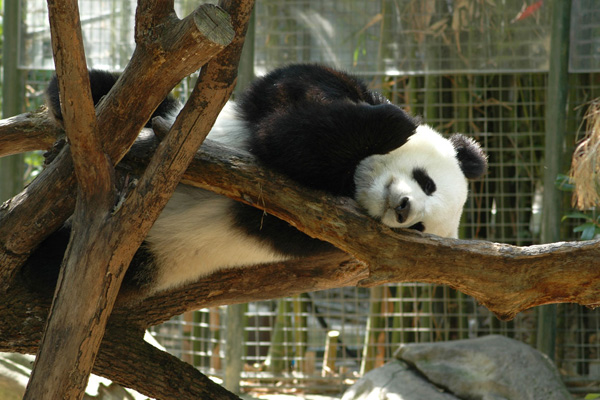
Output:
[395, 197, 411, 223]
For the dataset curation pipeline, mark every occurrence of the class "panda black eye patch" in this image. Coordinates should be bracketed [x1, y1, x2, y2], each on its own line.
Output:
[412, 168, 436, 196]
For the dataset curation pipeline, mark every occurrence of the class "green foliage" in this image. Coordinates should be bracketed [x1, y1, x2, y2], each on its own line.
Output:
[24, 152, 44, 184]
[557, 174, 600, 240]
[555, 173, 575, 192]
[585, 394, 600, 400]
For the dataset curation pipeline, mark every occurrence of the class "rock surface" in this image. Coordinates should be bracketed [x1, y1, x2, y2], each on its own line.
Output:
[342, 359, 457, 400]
[343, 335, 572, 400]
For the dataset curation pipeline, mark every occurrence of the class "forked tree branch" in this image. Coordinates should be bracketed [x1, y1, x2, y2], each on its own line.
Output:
[1, 118, 600, 396]
[18, 0, 239, 398]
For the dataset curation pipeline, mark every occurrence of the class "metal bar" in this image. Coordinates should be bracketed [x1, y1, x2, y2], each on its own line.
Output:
[1, 0, 25, 202]
[538, 0, 572, 360]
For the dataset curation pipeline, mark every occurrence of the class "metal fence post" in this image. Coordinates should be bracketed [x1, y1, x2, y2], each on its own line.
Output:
[538, 0, 572, 360]
[1, 0, 25, 202]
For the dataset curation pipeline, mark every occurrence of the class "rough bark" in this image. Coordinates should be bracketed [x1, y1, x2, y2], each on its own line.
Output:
[4, 116, 600, 321]
[131, 138, 600, 322]
[0, 253, 360, 399]
[5, 123, 599, 399]
[96, 324, 243, 400]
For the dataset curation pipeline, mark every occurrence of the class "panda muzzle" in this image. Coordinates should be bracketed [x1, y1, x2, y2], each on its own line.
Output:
[395, 197, 411, 223]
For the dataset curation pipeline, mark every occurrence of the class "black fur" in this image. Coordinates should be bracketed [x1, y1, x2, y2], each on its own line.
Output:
[232, 202, 335, 257]
[21, 225, 159, 295]
[238, 64, 389, 124]
[238, 64, 419, 197]
[21, 226, 71, 296]
[46, 70, 180, 128]
[230, 65, 420, 251]
[412, 168, 437, 196]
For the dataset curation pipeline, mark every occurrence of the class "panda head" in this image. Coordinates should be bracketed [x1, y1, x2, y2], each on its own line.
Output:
[354, 125, 487, 238]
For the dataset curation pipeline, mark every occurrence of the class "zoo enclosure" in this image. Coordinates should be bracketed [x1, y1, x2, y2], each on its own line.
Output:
[6, 0, 600, 395]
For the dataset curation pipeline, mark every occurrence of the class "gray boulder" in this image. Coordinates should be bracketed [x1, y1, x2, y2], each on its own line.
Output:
[342, 359, 458, 400]
[343, 335, 572, 400]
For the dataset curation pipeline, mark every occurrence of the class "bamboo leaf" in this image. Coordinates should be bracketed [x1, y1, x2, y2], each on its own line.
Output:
[555, 174, 575, 191]
[562, 212, 592, 221]
[573, 222, 598, 240]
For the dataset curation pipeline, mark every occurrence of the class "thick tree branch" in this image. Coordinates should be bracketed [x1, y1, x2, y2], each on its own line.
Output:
[3, 112, 600, 322]
[0, 253, 361, 398]
[188, 141, 600, 321]
[24, 0, 124, 397]
[120, 252, 367, 328]
[0, 112, 67, 290]
[45, 0, 107, 194]
[0, 1, 596, 397]
[124, 138, 600, 321]
[0, 150, 77, 289]
[124, 2, 242, 231]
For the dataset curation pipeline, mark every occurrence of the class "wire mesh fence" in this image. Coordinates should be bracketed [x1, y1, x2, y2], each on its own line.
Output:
[13, 0, 600, 395]
[570, 0, 600, 73]
[381, 73, 548, 245]
[149, 285, 538, 393]
[252, 0, 552, 75]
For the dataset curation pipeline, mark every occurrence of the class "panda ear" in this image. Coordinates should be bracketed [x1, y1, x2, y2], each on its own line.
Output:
[449, 134, 487, 179]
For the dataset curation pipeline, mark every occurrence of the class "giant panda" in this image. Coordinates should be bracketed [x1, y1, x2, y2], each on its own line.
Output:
[28, 64, 487, 299]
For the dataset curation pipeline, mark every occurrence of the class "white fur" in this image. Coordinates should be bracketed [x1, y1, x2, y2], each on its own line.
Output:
[146, 186, 289, 293]
[354, 125, 468, 238]
[203, 102, 248, 148]
[162, 102, 245, 148]
[144, 105, 291, 293]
